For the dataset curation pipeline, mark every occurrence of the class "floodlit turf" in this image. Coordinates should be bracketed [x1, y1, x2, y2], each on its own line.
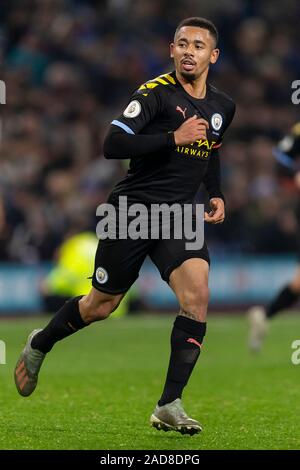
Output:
[1, 313, 300, 450]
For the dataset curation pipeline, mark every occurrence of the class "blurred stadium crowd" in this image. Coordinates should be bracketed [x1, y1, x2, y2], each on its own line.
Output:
[0, 0, 300, 263]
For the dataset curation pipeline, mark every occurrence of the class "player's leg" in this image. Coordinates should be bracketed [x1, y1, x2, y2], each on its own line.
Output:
[31, 288, 125, 354]
[151, 259, 209, 434]
[158, 258, 208, 406]
[150, 233, 210, 434]
[14, 235, 149, 397]
[267, 266, 300, 318]
[14, 288, 125, 397]
[248, 265, 300, 352]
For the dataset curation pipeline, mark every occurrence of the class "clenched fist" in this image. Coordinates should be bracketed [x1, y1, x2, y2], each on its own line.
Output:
[174, 115, 209, 146]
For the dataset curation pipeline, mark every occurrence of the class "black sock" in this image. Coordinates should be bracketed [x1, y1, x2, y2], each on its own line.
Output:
[266, 286, 299, 318]
[31, 296, 88, 353]
[158, 315, 206, 406]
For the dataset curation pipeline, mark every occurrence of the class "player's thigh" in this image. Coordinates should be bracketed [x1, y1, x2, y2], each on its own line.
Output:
[149, 235, 210, 285]
[169, 258, 210, 312]
[92, 236, 152, 294]
[150, 238, 210, 319]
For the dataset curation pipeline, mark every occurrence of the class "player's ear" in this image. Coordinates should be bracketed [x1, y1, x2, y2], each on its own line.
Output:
[170, 43, 174, 59]
[210, 48, 219, 65]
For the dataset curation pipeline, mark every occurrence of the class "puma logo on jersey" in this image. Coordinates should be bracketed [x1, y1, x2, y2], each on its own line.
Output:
[176, 106, 187, 119]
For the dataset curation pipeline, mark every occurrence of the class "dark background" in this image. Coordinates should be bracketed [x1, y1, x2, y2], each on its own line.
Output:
[0, 0, 299, 264]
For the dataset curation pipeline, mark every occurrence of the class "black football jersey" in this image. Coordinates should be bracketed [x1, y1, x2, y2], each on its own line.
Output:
[108, 71, 235, 205]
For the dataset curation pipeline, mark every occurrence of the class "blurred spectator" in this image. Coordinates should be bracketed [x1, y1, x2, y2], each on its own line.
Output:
[0, 0, 300, 262]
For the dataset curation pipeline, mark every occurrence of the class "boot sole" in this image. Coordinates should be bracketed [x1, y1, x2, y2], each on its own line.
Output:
[150, 414, 202, 435]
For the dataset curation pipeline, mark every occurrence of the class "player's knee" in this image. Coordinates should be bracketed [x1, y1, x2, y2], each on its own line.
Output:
[180, 285, 210, 318]
[80, 294, 120, 323]
[91, 301, 115, 321]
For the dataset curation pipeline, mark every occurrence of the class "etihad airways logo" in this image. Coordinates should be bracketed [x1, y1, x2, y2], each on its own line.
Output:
[176, 139, 221, 158]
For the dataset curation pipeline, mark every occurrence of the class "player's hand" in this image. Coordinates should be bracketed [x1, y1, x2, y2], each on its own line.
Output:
[174, 115, 209, 145]
[204, 198, 225, 224]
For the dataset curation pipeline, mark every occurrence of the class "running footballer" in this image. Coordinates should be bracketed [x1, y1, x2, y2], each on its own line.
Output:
[15, 17, 235, 435]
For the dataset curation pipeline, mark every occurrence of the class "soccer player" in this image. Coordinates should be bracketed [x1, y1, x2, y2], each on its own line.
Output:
[14, 17, 235, 435]
[249, 123, 300, 352]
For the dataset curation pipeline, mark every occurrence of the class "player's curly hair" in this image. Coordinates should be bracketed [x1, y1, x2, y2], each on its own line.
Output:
[175, 17, 218, 46]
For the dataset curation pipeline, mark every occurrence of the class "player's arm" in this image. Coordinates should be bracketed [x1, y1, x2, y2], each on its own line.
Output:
[204, 101, 236, 224]
[203, 148, 224, 202]
[103, 89, 173, 159]
[104, 89, 208, 159]
[203, 148, 225, 224]
[103, 125, 175, 159]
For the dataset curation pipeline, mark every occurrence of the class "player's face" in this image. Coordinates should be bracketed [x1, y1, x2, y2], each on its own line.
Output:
[170, 26, 219, 82]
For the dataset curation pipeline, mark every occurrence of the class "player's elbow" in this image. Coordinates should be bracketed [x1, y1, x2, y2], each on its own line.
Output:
[103, 134, 117, 159]
[103, 130, 128, 159]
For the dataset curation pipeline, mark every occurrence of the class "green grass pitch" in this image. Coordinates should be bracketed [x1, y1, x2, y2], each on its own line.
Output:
[1, 313, 300, 450]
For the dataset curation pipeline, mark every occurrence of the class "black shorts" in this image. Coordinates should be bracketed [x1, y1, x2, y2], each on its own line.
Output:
[91, 216, 210, 294]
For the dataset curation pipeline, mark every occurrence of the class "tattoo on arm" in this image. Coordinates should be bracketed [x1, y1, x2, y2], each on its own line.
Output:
[179, 308, 198, 321]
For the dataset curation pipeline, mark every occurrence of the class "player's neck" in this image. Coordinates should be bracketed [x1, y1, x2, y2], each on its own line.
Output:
[175, 71, 207, 99]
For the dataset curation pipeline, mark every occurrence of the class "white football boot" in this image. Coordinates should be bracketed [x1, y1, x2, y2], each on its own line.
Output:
[248, 306, 268, 353]
[14, 329, 46, 397]
[150, 398, 202, 435]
